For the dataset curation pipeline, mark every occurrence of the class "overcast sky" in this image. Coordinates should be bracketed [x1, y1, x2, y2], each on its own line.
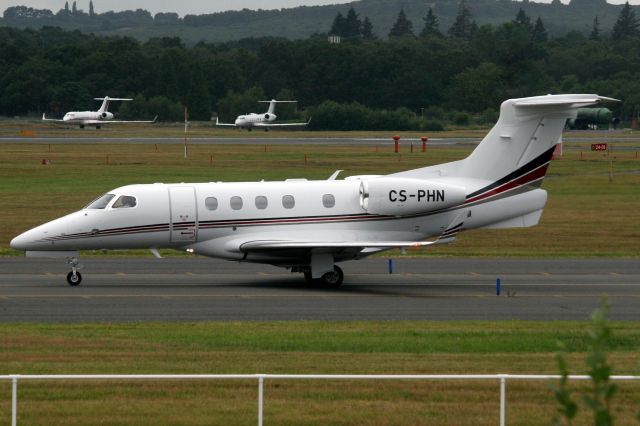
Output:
[1, 0, 638, 15]
[0, 1, 355, 15]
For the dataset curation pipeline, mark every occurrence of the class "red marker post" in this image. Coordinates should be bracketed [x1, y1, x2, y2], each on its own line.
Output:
[421, 136, 428, 152]
[393, 135, 400, 153]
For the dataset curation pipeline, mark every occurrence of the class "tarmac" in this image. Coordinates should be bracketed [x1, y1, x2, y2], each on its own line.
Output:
[0, 257, 638, 322]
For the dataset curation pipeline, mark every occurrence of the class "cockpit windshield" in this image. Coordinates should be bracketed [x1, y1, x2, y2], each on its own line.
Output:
[112, 195, 137, 209]
[85, 193, 115, 209]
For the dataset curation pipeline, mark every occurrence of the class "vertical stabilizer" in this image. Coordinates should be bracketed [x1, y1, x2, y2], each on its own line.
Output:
[459, 94, 617, 182]
[267, 99, 277, 115]
[97, 96, 110, 114]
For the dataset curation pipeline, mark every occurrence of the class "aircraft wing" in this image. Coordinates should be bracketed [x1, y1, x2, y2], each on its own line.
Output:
[42, 114, 64, 122]
[83, 116, 158, 125]
[253, 118, 311, 128]
[215, 117, 236, 127]
[239, 221, 463, 253]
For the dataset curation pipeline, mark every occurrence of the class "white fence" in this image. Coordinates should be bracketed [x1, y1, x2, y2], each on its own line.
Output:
[2, 373, 639, 426]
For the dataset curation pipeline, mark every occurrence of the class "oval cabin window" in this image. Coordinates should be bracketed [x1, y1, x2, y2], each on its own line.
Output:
[230, 196, 243, 210]
[322, 194, 335, 208]
[255, 196, 268, 210]
[205, 197, 218, 211]
[282, 195, 295, 209]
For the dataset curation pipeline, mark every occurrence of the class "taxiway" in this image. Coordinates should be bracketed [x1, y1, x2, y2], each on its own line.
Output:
[0, 257, 637, 322]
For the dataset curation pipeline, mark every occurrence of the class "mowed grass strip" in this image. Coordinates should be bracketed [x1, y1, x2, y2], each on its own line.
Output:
[1, 321, 639, 425]
[1, 141, 639, 256]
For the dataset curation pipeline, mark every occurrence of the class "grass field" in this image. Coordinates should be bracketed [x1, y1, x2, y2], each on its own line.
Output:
[1, 127, 639, 423]
[1, 133, 639, 256]
[0, 321, 639, 425]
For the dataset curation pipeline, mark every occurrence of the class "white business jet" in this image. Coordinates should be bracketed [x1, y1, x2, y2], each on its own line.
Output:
[12, 94, 617, 287]
[42, 96, 157, 129]
[216, 99, 310, 130]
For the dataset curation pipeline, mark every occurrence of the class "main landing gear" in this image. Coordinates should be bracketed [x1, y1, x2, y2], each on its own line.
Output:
[303, 265, 344, 288]
[66, 257, 83, 286]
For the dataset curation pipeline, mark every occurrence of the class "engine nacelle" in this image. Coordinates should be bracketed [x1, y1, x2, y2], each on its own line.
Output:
[360, 177, 466, 216]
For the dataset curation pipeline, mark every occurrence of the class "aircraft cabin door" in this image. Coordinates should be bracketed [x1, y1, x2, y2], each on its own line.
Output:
[169, 186, 197, 243]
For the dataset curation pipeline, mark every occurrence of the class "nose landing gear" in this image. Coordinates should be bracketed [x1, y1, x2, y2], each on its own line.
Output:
[66, 257, 83, 286]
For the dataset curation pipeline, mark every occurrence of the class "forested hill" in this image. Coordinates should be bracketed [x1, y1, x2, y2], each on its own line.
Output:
[1, 0, 637, 44]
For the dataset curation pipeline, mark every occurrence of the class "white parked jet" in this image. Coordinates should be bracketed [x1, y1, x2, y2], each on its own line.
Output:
[12, 94, 616, 287]
[216, 99, 310, 130]
[42, 96, 157, 129]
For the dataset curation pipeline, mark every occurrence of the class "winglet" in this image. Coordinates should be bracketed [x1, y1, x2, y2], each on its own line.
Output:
[152, 115, 158, 123]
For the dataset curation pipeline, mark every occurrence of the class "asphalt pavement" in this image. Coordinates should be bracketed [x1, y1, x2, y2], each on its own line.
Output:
[0, 257, 637, 321]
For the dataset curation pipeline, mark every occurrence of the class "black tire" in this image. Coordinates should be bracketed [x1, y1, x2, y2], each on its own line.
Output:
[320, 266, 343, 288]
[66, 271, 82, 286]
[79, 125, 85, 129]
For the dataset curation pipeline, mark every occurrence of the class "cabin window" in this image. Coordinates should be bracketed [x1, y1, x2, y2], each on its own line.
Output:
[230, 196, 243, 210]
[282, 195, 295, 209]
[112, 195, 137, 209]
[322, 194, 335, 208]
[205, 197, 218, 211]
[255, 196, 268, 210]
[85, 193, 115, 209]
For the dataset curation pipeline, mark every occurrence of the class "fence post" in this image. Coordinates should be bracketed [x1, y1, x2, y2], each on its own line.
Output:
[258, 375, 264, 426]
[499, 376, 506, 426]
[11, 375, 18, 426]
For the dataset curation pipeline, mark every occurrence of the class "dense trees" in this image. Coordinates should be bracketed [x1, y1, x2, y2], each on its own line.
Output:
[420, 8, 441, 38]
[611, 2, 639, 40]
[0, 3, 639, 129]
[448, 0, 477, 40]
[329, 7, 375, 40]
[388, 10, 414, 38]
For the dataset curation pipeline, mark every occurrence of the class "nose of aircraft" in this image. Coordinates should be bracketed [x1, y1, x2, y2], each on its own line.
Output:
[10, 233, 28, 251]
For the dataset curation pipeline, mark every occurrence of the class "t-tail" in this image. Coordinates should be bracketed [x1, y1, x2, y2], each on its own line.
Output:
[259, 99, 297, 115]
[460, 94, 618, 183]
[94, 96, 133, 115]
[391, 94, 618, 230]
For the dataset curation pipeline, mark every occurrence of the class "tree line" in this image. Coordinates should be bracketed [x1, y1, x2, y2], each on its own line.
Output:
[0, 4, 639, 130]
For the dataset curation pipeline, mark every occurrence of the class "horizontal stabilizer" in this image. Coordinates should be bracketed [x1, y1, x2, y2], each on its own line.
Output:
[512, 94, 619, 108]
[93, 97, 132, 101]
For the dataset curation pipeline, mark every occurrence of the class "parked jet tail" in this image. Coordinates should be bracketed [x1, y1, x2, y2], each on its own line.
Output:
[259, 99, 297, 115]
[94, 96, 133, 114]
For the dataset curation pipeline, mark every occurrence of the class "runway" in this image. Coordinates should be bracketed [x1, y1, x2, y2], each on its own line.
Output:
[2, 136, 640, 151]
[0, 136, 476, 146]
[0, 257, 638, 321]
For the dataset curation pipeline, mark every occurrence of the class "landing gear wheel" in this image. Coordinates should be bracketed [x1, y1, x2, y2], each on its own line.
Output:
[320, 266, 343, 288]
[66, 271, 82, 286]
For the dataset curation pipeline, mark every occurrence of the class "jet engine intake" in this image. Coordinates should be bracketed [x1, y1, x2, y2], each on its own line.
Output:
[360, 177, 466, 216]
